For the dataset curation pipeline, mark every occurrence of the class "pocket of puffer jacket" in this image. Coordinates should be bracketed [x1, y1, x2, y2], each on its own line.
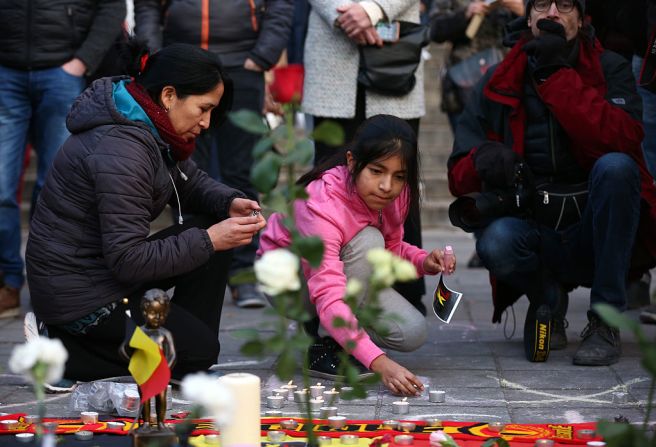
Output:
[533, 182, 588, 231]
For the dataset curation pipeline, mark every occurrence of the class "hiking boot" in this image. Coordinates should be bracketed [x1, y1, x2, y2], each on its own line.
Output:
[550, 317, 568, 350]
[640, 304, 656, 325]
[230, 283, 267, 309]
[523, 303, 551, 362]
[573, 311, 621, 366]
[308, 337, 374, 381]
[0, 285, 20, 318]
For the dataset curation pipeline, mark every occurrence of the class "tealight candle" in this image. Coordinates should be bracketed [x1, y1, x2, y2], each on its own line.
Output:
[107, 421, 124, 430]
[0, 420, 19, 430]
[425, 418, 442, 427]
[204, 434, 220, 445]
[586, 442, 606, 447]
[267, 430, 286, 442]
[317, 435, 333, 445]
[319, 406, 338, 418]
[265, 410, 283, 417]
[280, 419, 299, 430]
[267, 395, 285, 409]
[328, 415, 347, 429]
[310, 382, 326, 398]
[80, 411, 99, 424]
[392, 397, 409, 415]
[294, 389, 309, 403]
[75, 430, 94, 441]
[0, 413, 9, 416]
[24, 415, 40, 424]
[15, 433, 34, 443]
[534, 440, 555, 447]
[395, 434, 414, 445]
[488, 422, 505, 433]
[381, 420, 399, 430]
[281, 381, 298, 400]
[309, 397, 324, 411]
[429, 390, 446, 403]
[398, 422, 416, 432]
[323, 388, 340, 405]
[577, 429, 596, 440]
[340, 434, 359, 445]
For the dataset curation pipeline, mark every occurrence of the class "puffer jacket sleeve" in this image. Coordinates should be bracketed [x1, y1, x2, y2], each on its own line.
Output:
[89, 128, 215, 284]
[175, 158, 247, 221]
[248, 0, 294, 70]
[75, 0, 127, 74]
[133, 0, 164, 52]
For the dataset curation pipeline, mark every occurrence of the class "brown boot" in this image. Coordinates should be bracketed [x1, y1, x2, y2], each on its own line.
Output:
[0, 285, 20, 318]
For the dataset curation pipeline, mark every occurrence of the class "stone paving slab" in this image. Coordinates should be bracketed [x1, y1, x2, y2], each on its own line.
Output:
[1, 229, 654, 429]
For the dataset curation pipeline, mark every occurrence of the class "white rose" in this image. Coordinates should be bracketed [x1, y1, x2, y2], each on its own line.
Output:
[371, 263, 395, 287]
[392, 259, 418, 282]
[366, 247, 393, 269]
[345, 279, 363, 297]
[9, 336, 68, 384]
[254, 249, 301, 296]
[182, 373, 235, 426]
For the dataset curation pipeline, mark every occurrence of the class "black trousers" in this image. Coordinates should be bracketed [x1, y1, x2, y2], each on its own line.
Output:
[47, 216, 232, 381]
[313, 85, 427, 315]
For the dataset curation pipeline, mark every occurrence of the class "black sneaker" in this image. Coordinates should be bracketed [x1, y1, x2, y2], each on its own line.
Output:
[550, 317, 568, 350]
[308, 337, 374, 381]
[230, 283, 267, 309]
[523, 304, 551, 362]
[573, 311, 621, 366]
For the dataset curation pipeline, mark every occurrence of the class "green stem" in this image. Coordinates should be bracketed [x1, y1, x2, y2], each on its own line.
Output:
[299, 323, 317, 447]
[644, 376, 655, 429]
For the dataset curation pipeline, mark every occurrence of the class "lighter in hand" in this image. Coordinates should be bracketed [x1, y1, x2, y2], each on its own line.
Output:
[443, 245, 454, 275]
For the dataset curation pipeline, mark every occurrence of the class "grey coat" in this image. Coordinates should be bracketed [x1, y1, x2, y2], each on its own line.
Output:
[26, 77, 244, 324]
[302, 0, 425, 119]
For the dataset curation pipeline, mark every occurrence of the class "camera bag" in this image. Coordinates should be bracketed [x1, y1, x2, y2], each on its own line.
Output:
[533, 182, 588, 231]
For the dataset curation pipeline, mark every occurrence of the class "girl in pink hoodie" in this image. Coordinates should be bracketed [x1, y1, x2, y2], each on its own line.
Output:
[259, 115, 456, 396]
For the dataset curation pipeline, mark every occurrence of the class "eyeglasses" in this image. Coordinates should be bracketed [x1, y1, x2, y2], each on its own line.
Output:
[532, 0, 576, 13]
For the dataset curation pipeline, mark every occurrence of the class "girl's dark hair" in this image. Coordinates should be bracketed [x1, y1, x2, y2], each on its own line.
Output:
[125, 41, 233, 127]
[298, 114, 421, 219]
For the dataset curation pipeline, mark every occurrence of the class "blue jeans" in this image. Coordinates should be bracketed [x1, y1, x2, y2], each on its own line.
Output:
[0, 65, 84, 288]
[633, 55, 656, 177]
[476, 153, 641, 311]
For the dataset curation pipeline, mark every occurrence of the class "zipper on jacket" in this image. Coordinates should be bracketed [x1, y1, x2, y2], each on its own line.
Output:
[67, 5, 80, 46]
[168, 172, 184, 225]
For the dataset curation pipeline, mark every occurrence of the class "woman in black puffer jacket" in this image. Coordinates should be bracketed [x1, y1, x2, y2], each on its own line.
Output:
[26, 43, 266, 382]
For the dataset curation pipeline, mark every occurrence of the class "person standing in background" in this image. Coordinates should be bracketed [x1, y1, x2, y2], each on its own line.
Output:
[134, 0, 293, 308]
[0, 0, 126, 318]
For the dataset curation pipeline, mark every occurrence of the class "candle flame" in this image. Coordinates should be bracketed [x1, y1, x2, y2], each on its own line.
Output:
[316, 382, 322, 386]
[288, 380, 293, 386]
[402, 397, 408, 402]
[330, 388, 336, 393]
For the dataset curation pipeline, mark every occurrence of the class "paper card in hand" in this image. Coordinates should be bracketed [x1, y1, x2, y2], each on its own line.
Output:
[432, 275, 463, 324]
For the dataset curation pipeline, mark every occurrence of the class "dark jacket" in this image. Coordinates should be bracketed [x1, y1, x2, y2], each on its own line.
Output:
[26, 77, 245, 325]
[0, 0, 126, 74]
[134, 0, 293, 70]
[448, 35, 656, 320]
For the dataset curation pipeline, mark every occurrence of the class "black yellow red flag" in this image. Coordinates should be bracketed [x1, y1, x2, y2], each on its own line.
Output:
[432, 274, 463, 323]
[123, 318, 170, 401]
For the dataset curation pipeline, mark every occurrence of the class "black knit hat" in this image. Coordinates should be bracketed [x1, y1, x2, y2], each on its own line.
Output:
[525, 0, 585, 16]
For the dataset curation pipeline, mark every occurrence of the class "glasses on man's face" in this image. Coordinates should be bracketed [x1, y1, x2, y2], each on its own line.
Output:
[533, 0, 575, 13]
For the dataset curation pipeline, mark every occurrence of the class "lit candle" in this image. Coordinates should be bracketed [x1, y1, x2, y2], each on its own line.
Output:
[392, 397, 409, 415]
[576, 429, 596, 440]
[394, 434, 414, 445]
[0, 420, 19, 430]
[317, 435, 333, 445]
[264, 410, 283, 417]
[310, 382, 326, 398]
[429, 390, 446, 403]
[309, 397, 324, 411]
[15, 433, 34, 443]
[280, 419, 299, 430]
[267, 430, 286, 442]
[217, 373, 261, 447]
[328, 415, 346, 429]
[271, 388, 288, 397]
[340, 434, 359, 445]
[398, 422, 416, 432]
[267, 395, 285, 409]
[319, 406, 338, 418]
[534, 440, 554, 447]
[322, 388, 340, 405]
[487, 422, 505, 433]
[74, 431, 94, 441]
[294, 389, 309, 403]
[281, 380, 298, 400]
[23, 415, 40, 424]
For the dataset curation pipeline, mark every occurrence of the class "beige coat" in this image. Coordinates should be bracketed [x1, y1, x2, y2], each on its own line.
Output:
[303, 0, 425, 120]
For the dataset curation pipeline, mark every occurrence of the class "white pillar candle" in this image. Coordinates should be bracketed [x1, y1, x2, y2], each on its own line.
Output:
[294, 389, 309, 403]
[217, 373, 261, 447]
[310, 382, 326, 398]
[392, 397, 409, 414]
[322, 388, 340, 405]
[281, 381, 298, 400]
[309, 397, 324, 411]
[429, 390, 446, 403]
[267, 395, 285, 409]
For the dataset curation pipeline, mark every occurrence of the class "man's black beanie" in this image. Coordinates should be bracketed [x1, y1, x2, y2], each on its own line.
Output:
[525, 0, 585, 16]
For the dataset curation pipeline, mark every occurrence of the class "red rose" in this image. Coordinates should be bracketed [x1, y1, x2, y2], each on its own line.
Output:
[270, 64, 304, 104]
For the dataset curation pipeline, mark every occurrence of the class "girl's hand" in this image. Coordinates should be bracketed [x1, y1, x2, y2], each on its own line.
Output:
[466, 0, 490, 18]
[423, 249, 456, 275]
[229, 198, 261, 218]
[370, 355, 424, 396]
[207, 216, 266, 251]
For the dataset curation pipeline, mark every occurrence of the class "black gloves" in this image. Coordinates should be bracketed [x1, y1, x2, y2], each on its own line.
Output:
[473, 141, 521, 189]
[522, 19, 571, 81]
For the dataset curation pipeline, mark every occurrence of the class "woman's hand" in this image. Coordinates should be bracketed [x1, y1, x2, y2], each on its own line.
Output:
[422, 248, 456, 275]
[466, 0, 490, 18]
[229, 198, 261, 218]
[336, 3, 373, 39]
[370, 355, 424, 396]
[207, 215, 266, 251]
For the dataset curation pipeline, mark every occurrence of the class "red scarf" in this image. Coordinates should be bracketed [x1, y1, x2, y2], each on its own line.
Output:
[126, 81, 195, 161]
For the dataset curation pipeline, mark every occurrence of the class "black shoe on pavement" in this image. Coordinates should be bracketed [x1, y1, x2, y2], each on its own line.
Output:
[550, 317, 568, 350]
[573, 311, 621, 366]
[230, 283, 267, 309]
[308, 337, 374, 381]
[640, 304, 656, 325]
[524, 304, 551, 362]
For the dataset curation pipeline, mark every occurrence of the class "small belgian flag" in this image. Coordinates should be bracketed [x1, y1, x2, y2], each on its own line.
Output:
[123, 317, 170, 401]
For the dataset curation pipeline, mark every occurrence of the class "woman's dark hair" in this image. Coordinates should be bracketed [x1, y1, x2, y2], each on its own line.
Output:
[125, 42, 233, 127]
[298, 114, 421, 218]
